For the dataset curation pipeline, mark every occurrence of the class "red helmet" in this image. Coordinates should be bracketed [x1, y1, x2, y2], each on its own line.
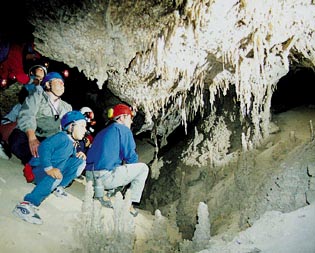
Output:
[108, 103, 135, 119]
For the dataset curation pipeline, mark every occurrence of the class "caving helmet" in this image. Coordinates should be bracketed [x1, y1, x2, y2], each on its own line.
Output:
[80, 106, 96, 133]
[41, 72, 64, 89]
[61, 110, 86, 130]
[80, 107, 95, 122]
[107, 103, 136, 120]
[28, 65, 47, 77]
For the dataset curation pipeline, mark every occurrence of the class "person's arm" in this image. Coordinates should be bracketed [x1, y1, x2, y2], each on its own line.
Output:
[18, 93, 41, 157]
[1, 104, 21, 124]
[25, 129, 41, 157]
[17, 93, 39, 132]
[38, 133, 67, 179]
[121, 128, 138, 164]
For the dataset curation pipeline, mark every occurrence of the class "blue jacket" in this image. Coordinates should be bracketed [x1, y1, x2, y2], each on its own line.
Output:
[85, 122, 138, 171]
[29, 131, 77, 171]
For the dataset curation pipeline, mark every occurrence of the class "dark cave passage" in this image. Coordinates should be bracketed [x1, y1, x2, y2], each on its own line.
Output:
[271, 68, 315, 113]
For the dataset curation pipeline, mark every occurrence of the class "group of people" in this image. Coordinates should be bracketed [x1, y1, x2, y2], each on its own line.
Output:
[1, 65, 149, 225]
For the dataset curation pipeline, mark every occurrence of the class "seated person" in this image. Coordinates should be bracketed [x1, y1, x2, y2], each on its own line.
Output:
[1, 87, 28, 125]
[0, 87, 28, 141]
[8, 72, 72, 166]
[0, 88, 28, 159]
[85, 104, 149, 217]
[77, 106, 96, 154]
[23, 64, 47, 95]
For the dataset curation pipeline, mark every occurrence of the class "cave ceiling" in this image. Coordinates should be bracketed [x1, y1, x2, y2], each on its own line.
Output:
[22, 0, 315, 147]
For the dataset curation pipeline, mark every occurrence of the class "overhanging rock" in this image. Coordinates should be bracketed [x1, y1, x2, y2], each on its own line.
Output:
[26, 0, 315, 148]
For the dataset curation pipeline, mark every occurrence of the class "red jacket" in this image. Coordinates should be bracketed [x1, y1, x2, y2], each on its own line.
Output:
[0, 43, 30, 85]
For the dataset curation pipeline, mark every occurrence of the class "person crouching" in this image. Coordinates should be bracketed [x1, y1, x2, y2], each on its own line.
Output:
[85, 103, 149, 217]
[12, 111, 87, 224]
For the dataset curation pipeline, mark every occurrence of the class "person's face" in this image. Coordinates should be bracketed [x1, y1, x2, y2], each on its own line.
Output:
[49, 78, 64, 97]
[122, 114, 133, 129]
[71, 121, 87, 140]
[34, 68, 45, 81]
[32, 68, 46, 85]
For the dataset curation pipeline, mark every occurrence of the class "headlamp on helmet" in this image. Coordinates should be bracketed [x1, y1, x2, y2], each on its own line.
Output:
[80, 107, 96, 133]
[80, 107, 95, 122]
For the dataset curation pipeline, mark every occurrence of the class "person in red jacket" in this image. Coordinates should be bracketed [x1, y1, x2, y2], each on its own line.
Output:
[0, 42, 30, 87]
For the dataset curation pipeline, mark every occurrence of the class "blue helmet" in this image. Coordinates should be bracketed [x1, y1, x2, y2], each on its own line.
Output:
[41, 72, 63, 88]
[61, 111, 86, 130]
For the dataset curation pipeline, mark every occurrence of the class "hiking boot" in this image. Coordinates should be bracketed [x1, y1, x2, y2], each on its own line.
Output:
[54, 186, 68, 197]
[95, 197, 113, 209]
[106, 189, 116, 198]
[106, 186, 126, 198]
[12, 201, 42, 225]
[129, 205, 139, 217]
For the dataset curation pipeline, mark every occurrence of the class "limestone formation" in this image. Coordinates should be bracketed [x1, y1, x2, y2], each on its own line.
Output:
[1, 1, 315, 251]
[25, 0, 315, 148]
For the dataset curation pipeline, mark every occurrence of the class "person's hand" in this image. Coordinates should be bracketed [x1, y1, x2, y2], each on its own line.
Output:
[84, 137, 91, 148]
[28, 138, 40, 157]
[46, 168, 62, 179]
[76, 151, 86, 160]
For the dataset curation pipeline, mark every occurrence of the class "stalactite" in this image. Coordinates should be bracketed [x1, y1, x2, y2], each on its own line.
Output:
[182, 113, 233, 167]
[30, 0, 315, 151]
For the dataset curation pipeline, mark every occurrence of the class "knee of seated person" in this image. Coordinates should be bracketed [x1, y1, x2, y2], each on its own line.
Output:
[74, 156, 86, 165]
[140, 163, 149, 175]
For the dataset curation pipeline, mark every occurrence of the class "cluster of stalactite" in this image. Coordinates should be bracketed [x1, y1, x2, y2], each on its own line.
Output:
[27, 0, 315, 150]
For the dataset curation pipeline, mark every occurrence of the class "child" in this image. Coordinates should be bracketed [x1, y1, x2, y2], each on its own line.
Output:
[12, 110, 87, 225]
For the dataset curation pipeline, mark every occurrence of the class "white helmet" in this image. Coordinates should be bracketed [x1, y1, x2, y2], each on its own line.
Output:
[80, 107, 93, 116]
[80, 107, 95, 132]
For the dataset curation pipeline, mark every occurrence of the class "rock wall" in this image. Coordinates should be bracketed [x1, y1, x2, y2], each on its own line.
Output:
[25, 0, 315, 149]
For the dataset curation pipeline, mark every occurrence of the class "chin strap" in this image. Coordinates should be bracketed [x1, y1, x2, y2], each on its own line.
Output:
[48, 88, 61, 98]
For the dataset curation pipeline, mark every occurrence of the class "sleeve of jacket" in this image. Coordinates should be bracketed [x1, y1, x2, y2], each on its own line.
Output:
[121, 128, 138, 164]
[17, 92, 41, 132]
[38, 133, 68, 169]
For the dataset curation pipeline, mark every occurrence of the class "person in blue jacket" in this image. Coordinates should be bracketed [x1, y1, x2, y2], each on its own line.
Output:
[85, 103, 149, 217]
[12, 111, 87, 225]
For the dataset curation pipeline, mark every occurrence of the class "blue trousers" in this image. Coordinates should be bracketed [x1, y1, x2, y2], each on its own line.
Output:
[24, 156, 86, 206]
